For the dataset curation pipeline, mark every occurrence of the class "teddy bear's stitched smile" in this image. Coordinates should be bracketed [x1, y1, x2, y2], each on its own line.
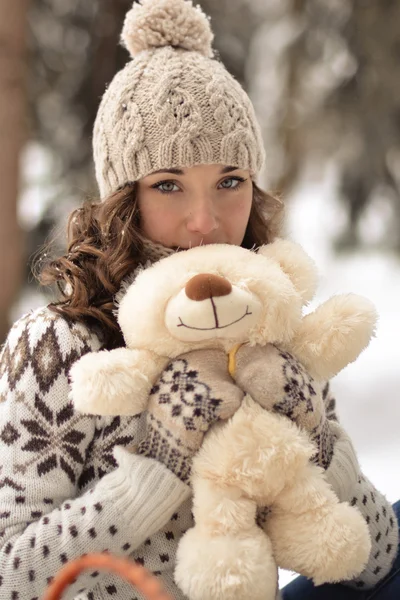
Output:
[177, 305, 252, 331]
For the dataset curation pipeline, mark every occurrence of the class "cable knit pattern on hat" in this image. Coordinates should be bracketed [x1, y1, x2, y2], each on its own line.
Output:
[92, 0, 265, 198]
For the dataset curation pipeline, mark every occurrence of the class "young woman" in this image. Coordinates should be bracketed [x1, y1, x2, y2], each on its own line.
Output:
[0, 1, 398, 599]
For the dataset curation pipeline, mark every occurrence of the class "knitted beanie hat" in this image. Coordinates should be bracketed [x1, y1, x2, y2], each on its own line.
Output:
[93, 0, 265, 199]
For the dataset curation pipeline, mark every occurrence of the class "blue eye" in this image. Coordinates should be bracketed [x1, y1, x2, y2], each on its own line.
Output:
[219, 177, 246, 190]
[152, 181, 180, 194]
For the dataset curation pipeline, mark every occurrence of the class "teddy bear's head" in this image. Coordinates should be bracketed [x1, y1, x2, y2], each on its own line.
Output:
[117, 239, 318, 357]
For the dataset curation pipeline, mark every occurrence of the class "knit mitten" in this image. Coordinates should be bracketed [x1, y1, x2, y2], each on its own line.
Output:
[137, 348, 243, 483]
[235, 343, 336, 469]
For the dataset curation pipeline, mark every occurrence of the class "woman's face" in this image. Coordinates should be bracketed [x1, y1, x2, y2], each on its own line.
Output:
[136, 164, 253, 249]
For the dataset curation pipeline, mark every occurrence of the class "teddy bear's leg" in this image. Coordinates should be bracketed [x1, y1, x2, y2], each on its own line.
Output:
[174, 397, 316, 600]
[265, 461, 372, 586]
[175, 476, 278, 600]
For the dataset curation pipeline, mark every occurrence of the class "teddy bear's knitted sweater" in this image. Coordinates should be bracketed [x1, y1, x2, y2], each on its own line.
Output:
[0, 306, 397, 600]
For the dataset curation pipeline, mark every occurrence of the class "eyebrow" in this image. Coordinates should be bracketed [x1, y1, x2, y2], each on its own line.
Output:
[149, 165, 240, 176]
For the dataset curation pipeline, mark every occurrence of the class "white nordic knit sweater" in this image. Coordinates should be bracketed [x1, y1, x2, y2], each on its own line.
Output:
[0, 306, 398, 600]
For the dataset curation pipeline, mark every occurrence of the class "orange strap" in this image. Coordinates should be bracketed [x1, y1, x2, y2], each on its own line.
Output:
[42, 553, 173, 600]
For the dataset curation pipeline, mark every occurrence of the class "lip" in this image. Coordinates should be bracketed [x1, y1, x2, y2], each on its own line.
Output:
[177, 306, 252, 330]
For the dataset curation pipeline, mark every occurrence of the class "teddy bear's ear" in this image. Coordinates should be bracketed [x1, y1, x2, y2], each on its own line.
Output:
[257, 239, 318, 304]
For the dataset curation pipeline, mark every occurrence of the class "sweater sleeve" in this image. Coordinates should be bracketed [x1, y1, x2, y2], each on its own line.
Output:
[0, 308, 190, 600]
[322, 382, 399, 590]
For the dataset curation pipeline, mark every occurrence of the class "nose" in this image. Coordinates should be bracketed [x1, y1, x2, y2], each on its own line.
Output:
[186, 201, 218, 235]
[185, 273, 232, 301]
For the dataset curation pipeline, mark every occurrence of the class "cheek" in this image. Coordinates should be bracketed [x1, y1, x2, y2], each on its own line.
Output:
[139, 200, 181, 239]
[224, 193, 252, 230]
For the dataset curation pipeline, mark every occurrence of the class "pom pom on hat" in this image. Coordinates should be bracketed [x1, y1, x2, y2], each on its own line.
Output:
[121, 0, 214, 58]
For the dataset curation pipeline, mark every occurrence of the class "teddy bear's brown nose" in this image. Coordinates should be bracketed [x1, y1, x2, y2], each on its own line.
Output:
[185, 273, 232, 301]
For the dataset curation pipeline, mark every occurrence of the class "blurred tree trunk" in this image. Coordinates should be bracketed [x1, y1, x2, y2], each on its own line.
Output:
[0, 0, 28, 342]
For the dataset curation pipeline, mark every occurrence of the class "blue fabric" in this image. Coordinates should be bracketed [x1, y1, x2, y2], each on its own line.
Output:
[282, 500, 400, 600]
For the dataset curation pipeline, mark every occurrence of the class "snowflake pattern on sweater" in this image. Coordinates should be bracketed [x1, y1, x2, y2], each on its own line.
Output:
[0, 307, 398, 599]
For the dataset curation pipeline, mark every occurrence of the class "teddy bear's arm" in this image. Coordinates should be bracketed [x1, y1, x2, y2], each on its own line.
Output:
[288, 293, 377, 380]
[70, 347, 169, 416]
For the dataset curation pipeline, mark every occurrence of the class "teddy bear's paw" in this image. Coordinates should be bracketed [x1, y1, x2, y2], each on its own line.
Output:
[70, 349, 150, 415]
[292, 293, 378, 380]
[175, 526, 278, 600]
[268, 502, 371, 585]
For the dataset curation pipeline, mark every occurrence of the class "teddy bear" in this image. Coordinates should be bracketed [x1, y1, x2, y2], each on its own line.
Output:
[70, 238, 376, 600]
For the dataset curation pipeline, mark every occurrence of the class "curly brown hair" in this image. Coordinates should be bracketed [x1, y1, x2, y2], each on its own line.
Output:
[37, 182, 284, 349]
